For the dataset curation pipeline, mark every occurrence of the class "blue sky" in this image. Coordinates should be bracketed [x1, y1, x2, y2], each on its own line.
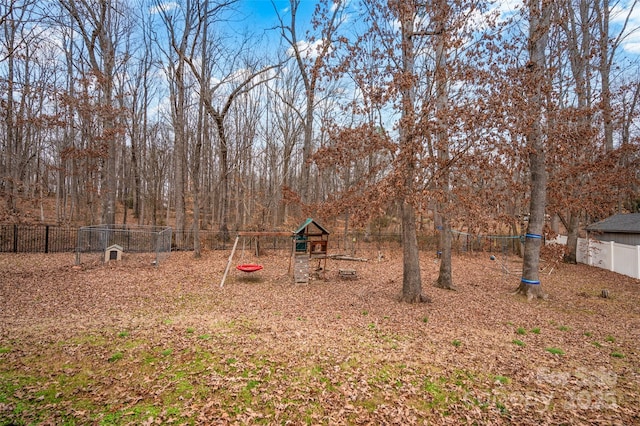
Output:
[232, 0, 315, 34]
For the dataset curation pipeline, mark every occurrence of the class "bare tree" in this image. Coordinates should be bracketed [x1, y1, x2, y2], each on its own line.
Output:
[265, 67, 305, 226]
[275, 0, 346, 205]
[595, 0, 638, 152]
[0, 0, 40, 216]
[123, 1, 157, 226]
[59, 0, 131, 225]
[154, 0, 195, 246]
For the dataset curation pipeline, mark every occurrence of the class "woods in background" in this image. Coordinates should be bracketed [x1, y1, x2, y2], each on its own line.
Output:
[0, 0, 639, 291]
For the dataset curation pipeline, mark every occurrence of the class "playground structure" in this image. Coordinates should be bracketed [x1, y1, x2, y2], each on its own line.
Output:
[220, 219, 331, 287]
[293, 218, 330, 283]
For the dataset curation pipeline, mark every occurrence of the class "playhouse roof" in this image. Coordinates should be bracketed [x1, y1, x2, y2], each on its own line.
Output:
[294, 218, 330, 235]
[586, 213, 640, 234]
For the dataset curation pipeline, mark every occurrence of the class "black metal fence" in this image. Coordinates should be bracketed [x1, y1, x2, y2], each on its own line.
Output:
[0, 225, 78, 253]
[0, 224, 521, 255]
[0, 225, 234, 254]
[0, 225, 293, 254]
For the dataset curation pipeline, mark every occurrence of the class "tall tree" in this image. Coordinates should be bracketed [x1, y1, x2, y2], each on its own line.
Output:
[554, 0, 595, 264]
[124, 0, 157, 225]
[0, 0, 41, 216]
[595, 0, 638, 152]
[59, 0, 129, 225]
[432, 0, 453, 290]
[154, 0, 194, 246]
[516, 0, 552, 299]
[395, 1, 426, 302]
[314, 0, 436, 302]
[265, 67, 305, 226]
[276, 0, 346, 205]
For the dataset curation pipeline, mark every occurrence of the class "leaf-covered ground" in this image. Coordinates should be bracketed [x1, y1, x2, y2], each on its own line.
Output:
[1, 247, 639, 425]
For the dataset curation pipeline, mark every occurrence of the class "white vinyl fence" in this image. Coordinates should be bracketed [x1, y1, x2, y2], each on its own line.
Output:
[549, 235, 640, 279]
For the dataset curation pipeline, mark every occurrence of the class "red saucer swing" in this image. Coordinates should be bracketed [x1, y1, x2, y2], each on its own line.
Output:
[221, 231, 291, 287]
[236, 263, 263, 273]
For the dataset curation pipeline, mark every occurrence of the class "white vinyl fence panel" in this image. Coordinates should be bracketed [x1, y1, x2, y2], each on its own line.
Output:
[613, 242, 640, 279]
[573, 237, 640, 280]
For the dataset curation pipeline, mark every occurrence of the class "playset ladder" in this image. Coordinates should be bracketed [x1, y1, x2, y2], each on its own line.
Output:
[294, 254, 309, 283]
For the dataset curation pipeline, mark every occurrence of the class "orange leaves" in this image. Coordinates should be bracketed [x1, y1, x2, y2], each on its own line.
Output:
[313, 123, 395, 169]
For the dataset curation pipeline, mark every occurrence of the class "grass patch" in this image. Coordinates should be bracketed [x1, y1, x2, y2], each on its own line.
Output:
[102, 403, 162, 425]
[530, 327, 541, 334]
[605, 335, 616, 343]
[198, 334, 211, 340]
[161, 349, 173, 357]
[422, 377, 450, 409]
[117, 331, 129, 338]
[107, 352, 124, 363]
[496, 401, 509, 415]
[494, 375, 510, 384]
[422, 317, 428, 323]
[186, 327, 195, 334]
[558, 325, 570, 332]
[545, 347, 565, 356]
[0, 347, 11, 354]
[452, 340, 462, 347]
[610, 352, 624, 358]
[512, 339, 525, 347]
[584, 331, 592, 337]
[592, 341, 602, 348]
[516, 327, 527, 335]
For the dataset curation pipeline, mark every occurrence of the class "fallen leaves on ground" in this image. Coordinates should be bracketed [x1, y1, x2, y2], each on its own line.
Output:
[0, 247, 638, 424]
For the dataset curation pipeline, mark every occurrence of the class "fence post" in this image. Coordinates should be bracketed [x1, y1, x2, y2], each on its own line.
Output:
[636, 245, 640, 280]
[45, 225, 50, 253]
[13, 224, 18, 253]
[609, 241, 615, 272]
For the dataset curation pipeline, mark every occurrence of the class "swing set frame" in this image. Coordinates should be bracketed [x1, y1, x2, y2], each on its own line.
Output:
[220, 231, 293, 287]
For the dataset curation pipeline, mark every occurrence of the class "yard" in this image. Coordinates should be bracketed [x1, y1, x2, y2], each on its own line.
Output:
[1, 248, 639, 425]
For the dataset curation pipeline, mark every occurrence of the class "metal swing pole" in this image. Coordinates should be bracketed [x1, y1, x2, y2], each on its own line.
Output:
[220, 235, 240, 288]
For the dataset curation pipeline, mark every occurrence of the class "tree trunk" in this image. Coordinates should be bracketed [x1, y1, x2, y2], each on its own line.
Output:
[172, 71, 186, 246]
[435, 219, 453, 290]
[518, 138, 547, 299]
[400, 200, 428, 302]
[215, 115, 230, 241]
[4, 12, 16, 213]
[516, 0, 551, 300]
[433, 0, 454, 290]
[397, 2, 427, 303]
[596, 0, 614, 152]
[563, 212, 579, 264]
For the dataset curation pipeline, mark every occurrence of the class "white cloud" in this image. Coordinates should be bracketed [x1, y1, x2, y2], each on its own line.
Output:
[623, 41, 640, 54]
[149, 2, 178, 15]
[287, 39, 331, 59]
[609, 1, 640, 55]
